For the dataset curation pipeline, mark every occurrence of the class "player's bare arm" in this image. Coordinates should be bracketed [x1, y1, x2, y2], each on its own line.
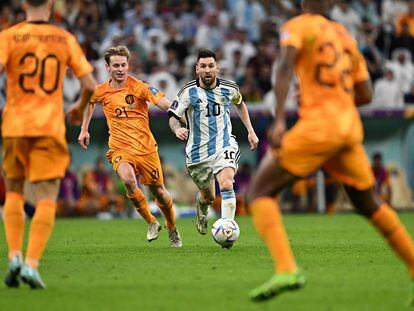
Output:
[66, 73, 97, 124]
[271, 45, 298, 147]
[168, 116, 188, 141]
[155, 97, 172, 111]
[354, 80, 373, 106]
[78, 103, 96, 150]
[234, 101, 259, 150]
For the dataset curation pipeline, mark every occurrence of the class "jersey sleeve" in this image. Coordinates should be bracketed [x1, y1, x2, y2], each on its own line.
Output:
[66, 33, 93, 78]
[168, 89, 190, 119]
[0, 29, 10, 66]
[141, 83, 165, 106]
[353, 50, 370, 83]
[231, 89, 243, 105]
[90, 85, 102, 105]
[280, 19, 305, 50]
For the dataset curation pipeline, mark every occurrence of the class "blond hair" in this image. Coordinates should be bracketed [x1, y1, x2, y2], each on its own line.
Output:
[104, 46, 130, 65]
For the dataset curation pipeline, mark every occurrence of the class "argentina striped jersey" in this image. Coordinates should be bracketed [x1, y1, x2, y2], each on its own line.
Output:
[168, 78, 242, 164]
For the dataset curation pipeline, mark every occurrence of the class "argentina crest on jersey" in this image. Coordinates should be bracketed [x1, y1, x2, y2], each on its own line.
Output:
[184, 79, 239, 164]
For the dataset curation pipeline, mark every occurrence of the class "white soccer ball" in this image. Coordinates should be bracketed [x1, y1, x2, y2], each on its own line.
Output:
[211, 218, 240, 248]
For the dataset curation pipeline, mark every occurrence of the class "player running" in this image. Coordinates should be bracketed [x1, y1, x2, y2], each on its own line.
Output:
[78, 46, 182, 248]
[168, 48, 258, 236]
[0, 0, 96, 289]
[246, 0, 414, 303]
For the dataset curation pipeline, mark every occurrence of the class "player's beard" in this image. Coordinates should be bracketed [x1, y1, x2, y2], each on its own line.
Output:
[201, 74, 216, 88]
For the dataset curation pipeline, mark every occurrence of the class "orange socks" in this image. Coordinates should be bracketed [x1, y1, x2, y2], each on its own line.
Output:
[25, 200, 56, 268]
[155, 196, 176, 231]
[371, 204, 414, 278]
[3, 192, 25, 259]
[128, 188, 156, 224]
[250, 197, 297, 273]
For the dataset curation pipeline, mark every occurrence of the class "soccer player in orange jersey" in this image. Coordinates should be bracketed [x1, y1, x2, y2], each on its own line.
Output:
[0, 0, 96, 289]
[246, 0, 414, 303]
[77, 46, 182, 248]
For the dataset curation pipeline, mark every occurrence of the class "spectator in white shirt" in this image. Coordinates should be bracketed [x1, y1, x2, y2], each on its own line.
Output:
[372, 68, 404, 109]
[386, 48, 414, 95]
[331, 0, 362, 38]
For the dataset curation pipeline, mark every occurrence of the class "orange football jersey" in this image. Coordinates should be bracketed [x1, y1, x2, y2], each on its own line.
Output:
[0, 21, 93, 139]
[91, 75, 164, 155]
[280, 14, 369, 119]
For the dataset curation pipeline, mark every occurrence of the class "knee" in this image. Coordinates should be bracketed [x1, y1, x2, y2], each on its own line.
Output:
[152, 186, 169, 201]
[219, 179, 233, 192]
[122, 176, 137, 192]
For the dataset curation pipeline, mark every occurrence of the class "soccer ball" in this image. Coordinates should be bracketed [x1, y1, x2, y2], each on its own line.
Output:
[211, 218, 240, 248]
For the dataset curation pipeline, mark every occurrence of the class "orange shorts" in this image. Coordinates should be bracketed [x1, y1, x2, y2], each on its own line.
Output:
[106, 150, 164, 186]
[2, 137, 69, 182]
[279, 118, 374, 190]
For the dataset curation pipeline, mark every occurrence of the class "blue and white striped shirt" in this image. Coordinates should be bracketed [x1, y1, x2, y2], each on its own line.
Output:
[168, 78, 242, 164]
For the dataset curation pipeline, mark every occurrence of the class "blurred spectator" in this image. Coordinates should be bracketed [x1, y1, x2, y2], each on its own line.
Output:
[237, 65, 262, 102]
[223, 28, 256, 70]
[194, 10, 223, 51]
[143, 28, 168, 66]
[359, 28, 384, 81]
[63, 69, 81, 104]
[233, 0, 266, 42]
[386, 48, 414, 95]
[331, 0, 362, 38]
[372, 152, 392, 204]
[57, 168, 80, 217]
[395, 0, 414, 37]
[351, 0, 380, 27]
[381, 0, 408, 26]
[79, 159, 124, 217]
[148, 69, 178, 101]
[390, 22, 414, 58]
[372, 67, 404, 109]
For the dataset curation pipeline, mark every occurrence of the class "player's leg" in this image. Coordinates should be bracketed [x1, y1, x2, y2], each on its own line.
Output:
[116, 161, 159, 241]
[216, 167, 236, 219]
[140, 152, 181, 247]
[246, 119, 336, 301]
[194, 181, 215, 235]
[148, 183, 182, 248]
[325, 143, 414, 304]
[246, 151, 304, 301]
[3, 178, 25, 288]
[187, 161, 215, 235]
[2, 138, 28, 287]
[21, 178, 60, 289]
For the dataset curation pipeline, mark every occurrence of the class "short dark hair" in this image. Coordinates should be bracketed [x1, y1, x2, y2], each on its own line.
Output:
[104, 46, 130, 65]
[373, 152, 383, 161]
[197, 49, 217, 61]
[26, 0, 48, 7]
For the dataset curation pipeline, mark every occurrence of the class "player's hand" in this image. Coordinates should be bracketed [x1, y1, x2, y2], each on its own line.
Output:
[248, 131, 259, 150]
[66, 102, 83, 125]
[175, 128, 189, 141]
[78, 130, 90, 150]
[269, 118, 286, 148]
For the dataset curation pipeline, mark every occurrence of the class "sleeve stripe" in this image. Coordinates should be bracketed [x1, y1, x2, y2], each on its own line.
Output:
[168, 110, 181, 120]
[177, 80, 196, 97]
[220, 80, 239, 91]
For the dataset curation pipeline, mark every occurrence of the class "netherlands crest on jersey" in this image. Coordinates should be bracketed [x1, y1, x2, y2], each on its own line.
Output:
[125, 94, 134, 105]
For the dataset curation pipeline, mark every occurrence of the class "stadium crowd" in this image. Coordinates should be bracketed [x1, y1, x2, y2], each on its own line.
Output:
[0, 0, 414, 109]
[0, 0, 413, 217]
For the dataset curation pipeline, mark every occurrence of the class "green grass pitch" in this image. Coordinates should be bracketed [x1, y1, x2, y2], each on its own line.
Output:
[0, 213, 413, 311]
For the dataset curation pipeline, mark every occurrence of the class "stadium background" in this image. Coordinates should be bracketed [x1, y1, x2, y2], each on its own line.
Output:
[0, 0, 414, 214]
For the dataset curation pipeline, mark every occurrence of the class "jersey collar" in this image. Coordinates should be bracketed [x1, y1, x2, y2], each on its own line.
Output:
[196, 77, 220, 90]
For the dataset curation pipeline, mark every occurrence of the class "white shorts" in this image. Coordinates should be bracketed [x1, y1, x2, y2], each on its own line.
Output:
[186, 144, 240, 190]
